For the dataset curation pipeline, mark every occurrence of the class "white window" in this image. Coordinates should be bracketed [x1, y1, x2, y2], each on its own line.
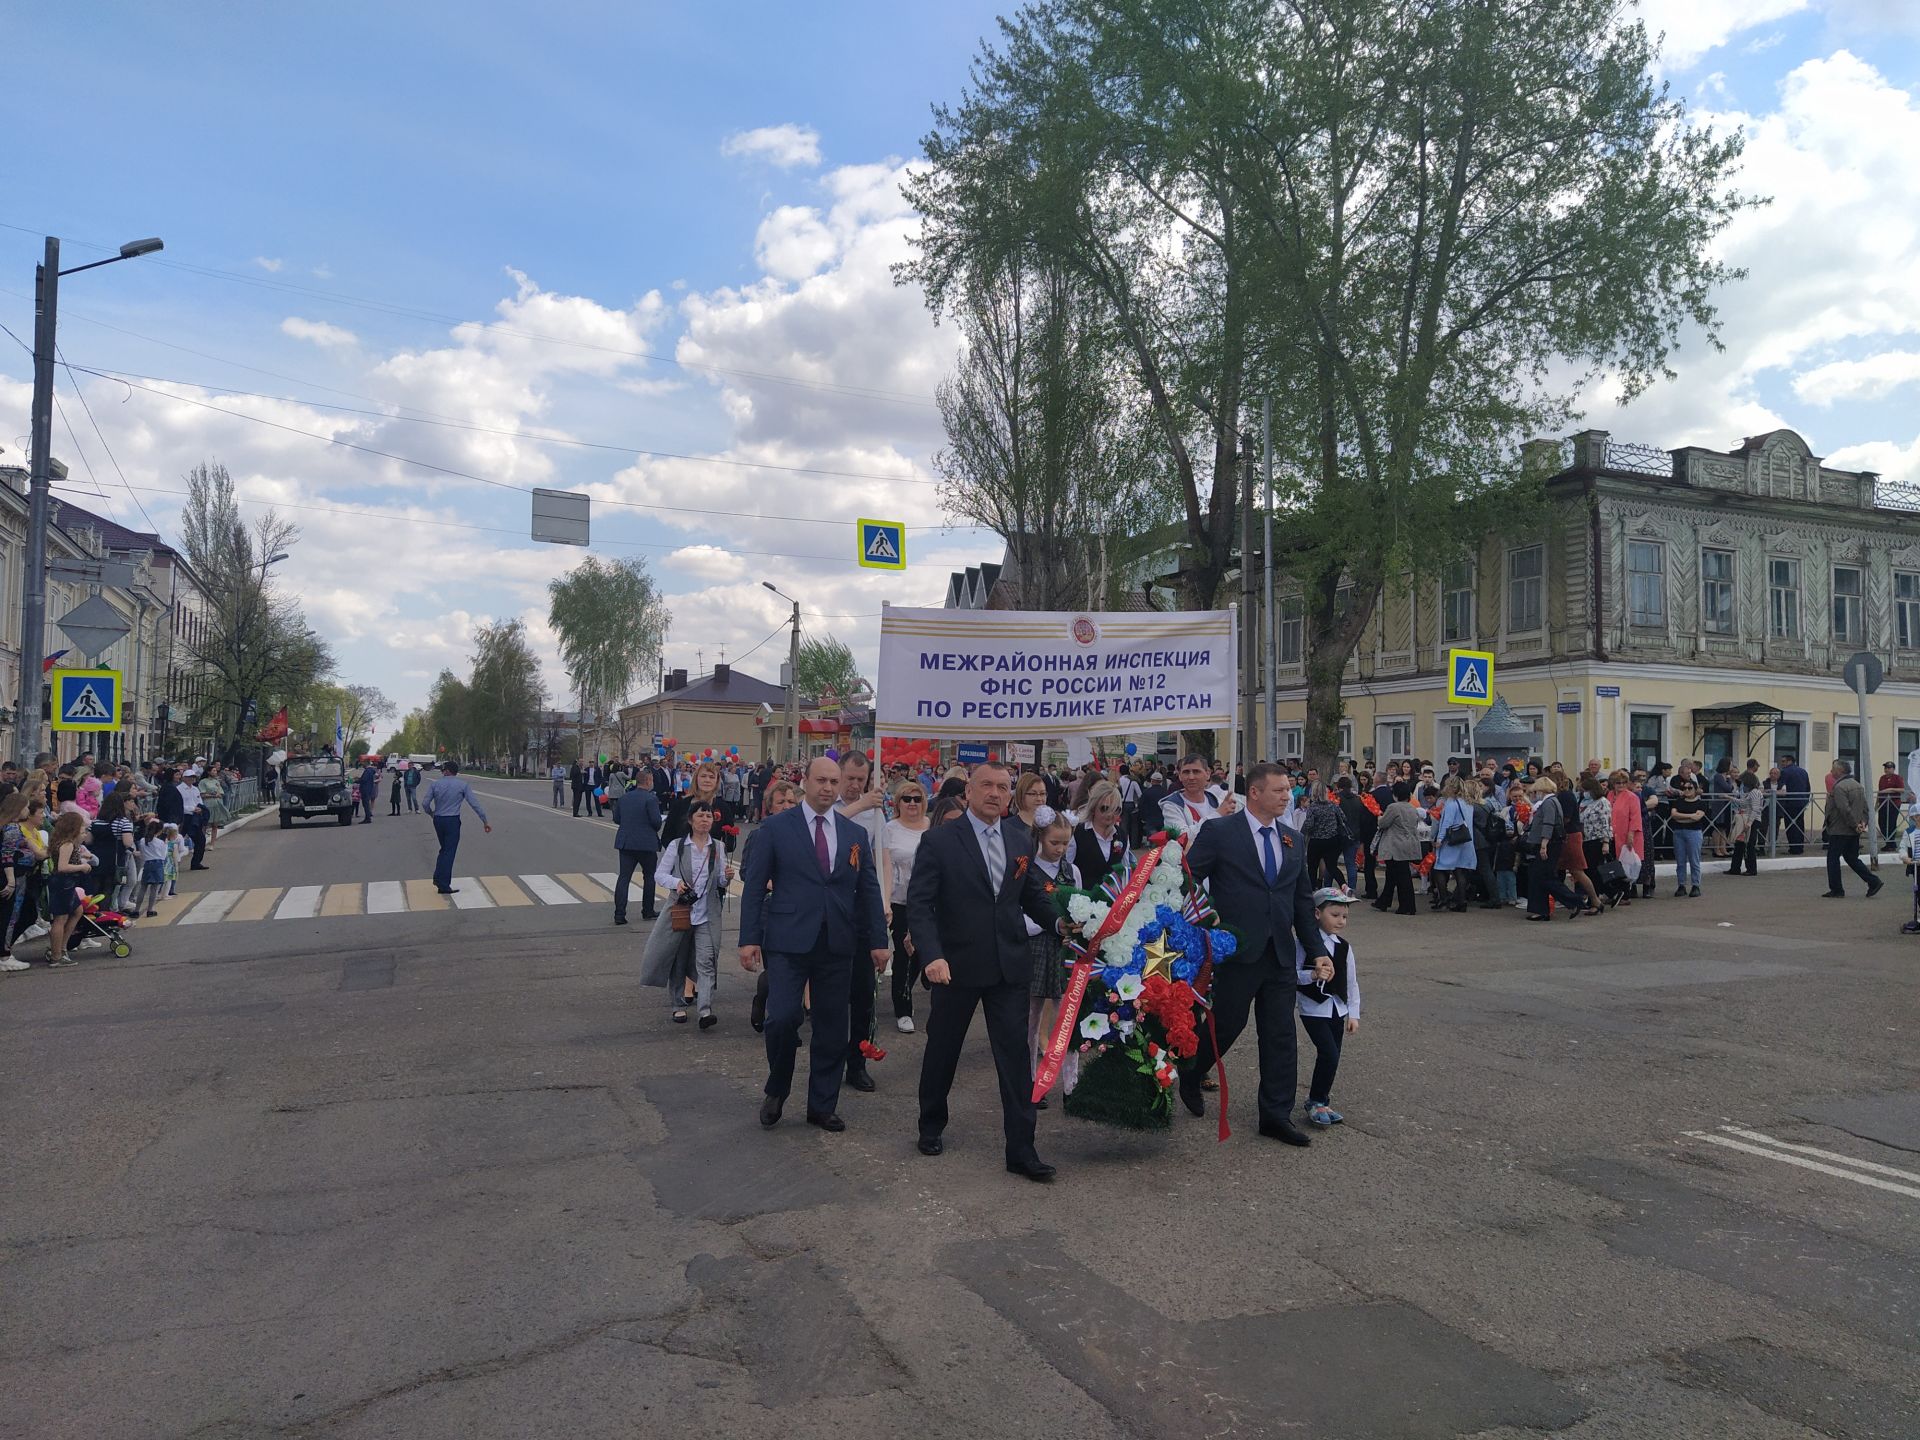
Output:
[1439, 717, 1472, 761]
[1376, 721, 1411, 760]
[1276, 596, 1303, 665]
[1897, 573, 1920, 650]
[1629, 712, 1664, 771]
[1702, 548, 1736, 635]
[1832, 565, 1863, 647]
[1276, 725, 1303, 761]
[1627, 541, 1666, 627]
[1441, 562, 1473, 643]
[1766, 556, 1797, 637]
[1769, 558, 1800, 640]
[1338, 721, 1353, 758]
[1507, 544, 1544, 633]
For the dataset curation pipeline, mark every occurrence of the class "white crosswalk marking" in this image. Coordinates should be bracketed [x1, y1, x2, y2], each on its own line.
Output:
[274, 885, 324, 920]
[519, 873, 578, 905]
[448, 878, 494, 910]
[366, 880, 407, 914]
[590, 872, 619, 890]
[1683, 1128, 1920, 1200]
[179, 890, 244, 925]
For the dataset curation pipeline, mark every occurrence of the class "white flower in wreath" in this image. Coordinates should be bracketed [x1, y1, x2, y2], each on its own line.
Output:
[1113, 1017, 1136, 1039]
[1114, 973, 1144, 1002]
[1079, 1013, 1112, 1041]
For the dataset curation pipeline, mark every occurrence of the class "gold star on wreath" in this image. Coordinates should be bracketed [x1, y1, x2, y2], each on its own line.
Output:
[1140, 934, 1183, 983]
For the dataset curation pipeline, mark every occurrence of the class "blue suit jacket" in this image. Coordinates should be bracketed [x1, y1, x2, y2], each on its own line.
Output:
[738, 803, 886, 957]
[1185, 811, 1327, 966]
[611, 787, 663, 852]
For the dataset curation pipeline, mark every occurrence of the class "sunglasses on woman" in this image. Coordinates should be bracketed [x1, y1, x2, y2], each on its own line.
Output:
[898, 794, 924, 804]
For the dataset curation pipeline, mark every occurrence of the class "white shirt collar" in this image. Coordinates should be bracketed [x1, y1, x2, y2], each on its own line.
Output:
[1245, 806, 1285, 843]
[967, 808, 1001, 844]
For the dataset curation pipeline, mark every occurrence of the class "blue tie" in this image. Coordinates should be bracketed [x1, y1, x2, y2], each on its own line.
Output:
[1261, 826, 1278, 886]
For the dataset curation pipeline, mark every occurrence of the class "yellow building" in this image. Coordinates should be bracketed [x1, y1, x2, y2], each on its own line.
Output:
[618, 664, 785, 763]
[1250, 427, 1920, 776]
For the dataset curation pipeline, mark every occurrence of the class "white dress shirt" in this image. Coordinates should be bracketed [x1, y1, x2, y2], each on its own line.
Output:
[966, 807, 1004, 882]
[655, 837, 723, 926]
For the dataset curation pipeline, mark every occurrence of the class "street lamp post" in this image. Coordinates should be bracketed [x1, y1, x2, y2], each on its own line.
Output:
[762, 581, 800, 765]
[16, 234, 163, 761]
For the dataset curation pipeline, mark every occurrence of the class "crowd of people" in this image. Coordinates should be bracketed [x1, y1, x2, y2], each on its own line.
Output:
[0, 751, 227, 969]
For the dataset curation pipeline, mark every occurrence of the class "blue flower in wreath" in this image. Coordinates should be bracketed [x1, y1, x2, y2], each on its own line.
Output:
[1208, 926, 1239, 961]
[1171, 954, 1200, 983]
[1100, 965, 1130, 990]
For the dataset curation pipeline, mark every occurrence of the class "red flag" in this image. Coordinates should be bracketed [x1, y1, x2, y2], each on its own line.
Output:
[256, 706, 289, 743]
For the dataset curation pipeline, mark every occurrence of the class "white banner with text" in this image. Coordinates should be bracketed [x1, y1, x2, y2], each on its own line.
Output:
[877, 606, 1235, 739]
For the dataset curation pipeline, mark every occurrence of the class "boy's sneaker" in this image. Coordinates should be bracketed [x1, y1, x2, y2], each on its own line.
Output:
[78, 937, 104, 951]
[1307, 1102, 1338, 1126]
[49, 954, 77, 967]
[895, 1016, 915, 1034]
[0, 955, 29, 971]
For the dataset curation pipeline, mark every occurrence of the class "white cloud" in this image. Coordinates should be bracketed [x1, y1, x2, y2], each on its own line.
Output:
[1631, 0, 1811, 70]
[721, 123, 822, 169]
[280, 316, 358, 350]
[1599, 51, 1920, 455]
[1793, 351, 1920, 405]
[253, 256, 284, 273]
[754, 206, 838, 282]
[1828, 434, 1920, 485]
[665, 544, 746, 582]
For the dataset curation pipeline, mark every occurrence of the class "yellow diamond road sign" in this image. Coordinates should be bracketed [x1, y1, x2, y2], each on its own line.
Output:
[857, 518, 906, 571]
[52, 667, 123, 732]
[1447, 648, 1494, 707]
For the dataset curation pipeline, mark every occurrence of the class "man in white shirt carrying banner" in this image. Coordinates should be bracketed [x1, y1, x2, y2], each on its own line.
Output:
[1161, 752, 1240, 840]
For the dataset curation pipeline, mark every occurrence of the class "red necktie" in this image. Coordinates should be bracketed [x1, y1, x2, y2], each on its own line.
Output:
[814, 814, 831, 877]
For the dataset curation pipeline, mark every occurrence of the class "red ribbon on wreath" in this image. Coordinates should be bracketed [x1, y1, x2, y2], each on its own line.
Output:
[1030, 843, 1165, 1104]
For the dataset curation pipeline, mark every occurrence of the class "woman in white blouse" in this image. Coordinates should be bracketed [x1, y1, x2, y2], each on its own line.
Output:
[640, 801, 735, 1028]
[884, 779, 931, 1033]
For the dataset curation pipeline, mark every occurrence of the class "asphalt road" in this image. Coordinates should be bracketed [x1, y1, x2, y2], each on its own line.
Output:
[3, 780, 1917, 1439]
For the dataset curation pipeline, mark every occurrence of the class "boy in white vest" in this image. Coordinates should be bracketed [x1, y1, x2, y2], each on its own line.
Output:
[1296, 887, 1361, 1126]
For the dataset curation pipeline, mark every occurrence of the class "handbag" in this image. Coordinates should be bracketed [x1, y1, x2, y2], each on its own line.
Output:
[669, 902, 693, 931]
[1443, 823, 1472, 846]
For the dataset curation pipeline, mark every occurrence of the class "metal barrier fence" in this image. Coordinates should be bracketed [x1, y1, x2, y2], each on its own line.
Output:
[1638, 789, 1905, 861]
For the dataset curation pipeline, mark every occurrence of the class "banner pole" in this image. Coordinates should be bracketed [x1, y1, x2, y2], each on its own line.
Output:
[1229, 602, 1242, 783]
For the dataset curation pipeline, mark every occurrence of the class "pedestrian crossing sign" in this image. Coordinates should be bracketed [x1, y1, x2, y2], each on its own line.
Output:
[52, 667, 123, 731]
[1446, 648, 1494, 707]
[857, 518, 906, 571]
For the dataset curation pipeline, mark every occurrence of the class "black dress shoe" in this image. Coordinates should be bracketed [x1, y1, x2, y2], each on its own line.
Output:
[1006, 1156, 1056, 1182]
[917, 1136, 944, 1156]
[1821, 890, 1846, 898]
[1258, 1118, 1312, 1147]
[613, 915, 628, 926]
[436, 886, 458, 895]
[1035, 1096, 1049, 1110]
[1178, 1066, 1205, 1118]
[1867, 878, 1885, 897]
[640, 910, 658, 920]
[759, 1096, 783, 1128]
[806, 1111, 845, 1133]
[845, 1069, 876, 1093]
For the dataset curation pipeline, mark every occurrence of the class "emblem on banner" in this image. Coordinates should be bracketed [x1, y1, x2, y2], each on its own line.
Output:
[1070, 615, 1100, 646]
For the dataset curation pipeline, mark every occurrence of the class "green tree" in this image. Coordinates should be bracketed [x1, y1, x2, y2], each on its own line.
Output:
[547, 556, 672, 722]
[176, 461, 333, 764]
[794, 635, 863, 708]
[933, 256, 1164, 608]
[465, 620, 547, 772]
[909, 0, 1750, 772]
[381, 708, 433, 756]
[425, 670, 471, 759]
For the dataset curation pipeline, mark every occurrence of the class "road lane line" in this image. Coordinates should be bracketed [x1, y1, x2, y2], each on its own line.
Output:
[404, 879, 450, 911]
[556, 872, 609, 901]
[448, 878, 494, 909]
[366, 880, 407, 914]
[223, 888, 282, 923]
[480, 875, 533, 907]
[275, 886, 324, 920]
[520, 874, 578, 906]
[319, 884, 363, 917]
[178, 890, 245, 925]
[1683, 1132, 1920, 1200]
[470, 787, 614, 826]
[1719, 1126, 1920, 1185]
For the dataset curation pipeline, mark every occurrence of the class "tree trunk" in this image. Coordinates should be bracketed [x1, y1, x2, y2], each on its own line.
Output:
[1301, 564, 1381, 780]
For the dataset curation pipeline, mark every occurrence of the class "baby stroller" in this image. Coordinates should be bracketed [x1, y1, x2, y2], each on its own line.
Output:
[74, 893, 134, 958]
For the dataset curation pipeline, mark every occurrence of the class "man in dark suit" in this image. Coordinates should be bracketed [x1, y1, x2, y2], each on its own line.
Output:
[908, 759, 1071, 1182]
[739, 756, 889, 1132]
[569, 759, 587, 817]
[609, 782, 664, 924]
[651, 759, 674, 805]
[1180, 761, 1333, 1146]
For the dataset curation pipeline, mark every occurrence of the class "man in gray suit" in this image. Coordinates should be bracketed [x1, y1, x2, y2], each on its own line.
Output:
[610, 780, 664, 924]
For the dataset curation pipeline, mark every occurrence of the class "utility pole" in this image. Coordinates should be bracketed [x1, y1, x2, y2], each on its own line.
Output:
[1262, 396, 1278, 767]
[785, 597, 800, 764]
[1240, 432, 1260, 766]
[17, 238, 60, 763]
[16, 232, 162, 763]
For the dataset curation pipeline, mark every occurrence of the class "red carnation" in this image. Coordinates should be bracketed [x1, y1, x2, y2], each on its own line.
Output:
[859, 1040, 887, 1063]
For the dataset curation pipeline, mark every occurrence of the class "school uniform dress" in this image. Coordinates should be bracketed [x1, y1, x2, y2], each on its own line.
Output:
[1296, 930, 1361, 1107]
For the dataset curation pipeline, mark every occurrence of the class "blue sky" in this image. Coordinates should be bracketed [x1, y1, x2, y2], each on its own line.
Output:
[4, 1, 1918, 725]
